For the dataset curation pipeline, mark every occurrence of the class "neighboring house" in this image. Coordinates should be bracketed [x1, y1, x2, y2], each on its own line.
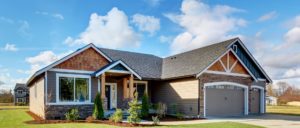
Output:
[287, 101, 300, 106]
[14, 83, 29, 105]
[266, 96, 277, 105]
[26, 37, 272, 119]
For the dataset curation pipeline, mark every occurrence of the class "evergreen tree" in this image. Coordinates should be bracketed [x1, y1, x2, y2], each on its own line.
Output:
[141, 93, 149, 118]
[127, 92, 141, 124]
[93, 92, 104, 119]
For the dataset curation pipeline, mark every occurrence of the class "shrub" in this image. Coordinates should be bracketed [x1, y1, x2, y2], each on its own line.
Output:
[109, 109, 123, 123]
[152, 116, 160, 126]
[141, 93, 149, 118]
[127, 92, 141, 124]
[93, 92, 104, 119]
[170, 103, 178, 115]
[65, 108, 79, 121]
[175, 112, 184, 120]
[157, 102, 167, 118]
[85, 116, 95, 123]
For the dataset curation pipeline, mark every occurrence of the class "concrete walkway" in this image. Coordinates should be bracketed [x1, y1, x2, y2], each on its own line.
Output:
[142, 114, 300, 128]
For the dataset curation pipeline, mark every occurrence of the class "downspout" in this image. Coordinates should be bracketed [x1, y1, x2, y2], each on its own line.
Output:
[197, 78, 200, 118]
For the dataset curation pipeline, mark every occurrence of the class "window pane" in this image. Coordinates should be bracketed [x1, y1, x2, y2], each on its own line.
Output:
[59, 77, 74, 102]
[75, 78, 89, 102]
[137, 83, 146, 101]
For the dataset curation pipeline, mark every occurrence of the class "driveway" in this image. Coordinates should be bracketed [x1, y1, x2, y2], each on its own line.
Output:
[157, 114, 300, 128]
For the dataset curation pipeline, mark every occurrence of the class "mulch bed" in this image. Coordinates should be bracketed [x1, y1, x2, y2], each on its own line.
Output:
[25, 111, 154, 127]
[143, 114, 205, 122]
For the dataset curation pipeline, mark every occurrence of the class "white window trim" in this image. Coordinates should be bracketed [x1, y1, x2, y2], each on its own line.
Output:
[251, 85, 265, 113]
[49, 68, 94, 74]
[17, 90, 23, 94]
[55, 73, 92, 105]
[134, 80, 148, 95]
[205, 70, 251, 77]
[203, 82, 249, 117]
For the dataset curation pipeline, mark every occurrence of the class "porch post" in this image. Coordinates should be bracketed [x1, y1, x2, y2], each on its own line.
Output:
[129, 74, 134, 98]
[123, 77, 128, 98]
[101, 73, 106, 99]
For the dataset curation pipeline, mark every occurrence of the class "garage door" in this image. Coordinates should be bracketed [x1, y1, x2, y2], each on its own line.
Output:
[250, 88, 260, 114]
[206, 85, 245, 117]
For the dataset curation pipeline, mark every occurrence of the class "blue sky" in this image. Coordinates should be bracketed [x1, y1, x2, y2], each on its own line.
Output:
[1, 0, 300, 90]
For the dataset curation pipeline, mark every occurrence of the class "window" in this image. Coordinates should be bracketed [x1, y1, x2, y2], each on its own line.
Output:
[233, 44, 238, 53]
[17, 98, 23, 103]
[133, 81, 147, 101]
[17, 90, 23, 94]
[57, 74, 90, 103]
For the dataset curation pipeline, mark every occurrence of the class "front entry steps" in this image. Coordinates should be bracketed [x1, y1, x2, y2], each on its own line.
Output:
[104, 109, 129, 119]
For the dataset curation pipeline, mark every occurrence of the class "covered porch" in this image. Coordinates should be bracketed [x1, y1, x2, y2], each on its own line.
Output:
[93, 60, 147, 110]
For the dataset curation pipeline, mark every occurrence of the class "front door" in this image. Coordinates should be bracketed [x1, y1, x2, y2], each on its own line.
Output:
[105, 83, 117, 110]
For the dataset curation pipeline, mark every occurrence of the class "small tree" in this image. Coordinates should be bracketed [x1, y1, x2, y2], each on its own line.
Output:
[93, 93, 104, 119]
[127, 92, 141, 124]
[141, 93, 149, 118]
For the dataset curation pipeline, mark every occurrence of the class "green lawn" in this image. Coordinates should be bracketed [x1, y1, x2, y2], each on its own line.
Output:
[267, 105, 300, 116]
[0, 106, 29, 109]
[0, 109, 263, 128]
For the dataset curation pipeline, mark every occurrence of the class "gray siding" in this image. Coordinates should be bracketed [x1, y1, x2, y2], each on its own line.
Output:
[152, 77, 199, 116]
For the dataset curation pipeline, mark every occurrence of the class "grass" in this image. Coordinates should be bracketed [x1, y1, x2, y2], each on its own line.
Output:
[0, 106, 29, 109]
[267, 105, 300, 116]
[0, 109, 264, 128]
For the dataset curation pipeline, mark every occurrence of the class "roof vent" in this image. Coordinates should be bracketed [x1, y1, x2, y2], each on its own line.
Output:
[171, 57, 177, 60]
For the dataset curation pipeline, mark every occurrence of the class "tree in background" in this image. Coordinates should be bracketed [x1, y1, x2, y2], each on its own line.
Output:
[0, 89, 13, 103]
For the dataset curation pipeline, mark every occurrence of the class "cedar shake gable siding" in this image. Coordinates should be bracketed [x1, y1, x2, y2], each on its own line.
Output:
[54, 48, 109, 71]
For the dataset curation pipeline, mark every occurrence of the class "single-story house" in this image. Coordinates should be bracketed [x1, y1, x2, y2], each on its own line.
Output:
[14, 83, 29, 105]
[26, 37, 272, 119]
[266, 95, 277, 106]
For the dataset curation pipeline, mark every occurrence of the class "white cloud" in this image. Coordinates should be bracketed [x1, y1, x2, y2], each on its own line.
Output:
[165, 0, 246, 54]
[0, 80, 4, 86]
[52, 13, 64, 20]
[64, 7, 140, 49]
[132, 14, 160, 35]
[0, 68, 26, 90]
[282, 27, 300, 48]
[36, 11, 64, 20]
[24, 50, 72, 75]
[276, 15, 300, 49]
[257, 11, 277, 22]
[18, 20, 30, 37]
[283, 68, 300, 79]
[0, 16, 14, 24]
[3, 43, 18, 51]
[159, 35, 173, 43]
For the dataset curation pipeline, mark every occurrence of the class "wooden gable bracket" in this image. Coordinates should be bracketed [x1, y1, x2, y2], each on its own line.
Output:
[200, 49, 258, 81]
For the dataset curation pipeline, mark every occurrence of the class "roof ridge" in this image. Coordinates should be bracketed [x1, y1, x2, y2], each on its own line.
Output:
[98, 47, 162, 58]
[164, 37, 239, 58]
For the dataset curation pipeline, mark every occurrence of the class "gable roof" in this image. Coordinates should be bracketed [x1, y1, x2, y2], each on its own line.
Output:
[93, 60, 142, 79]
[26, 37, 272, 85]
[161, 38, 237, 79]
[14, 83, 27, 90]
[26, 43, 112, 85]
[99, 48, 163, 80]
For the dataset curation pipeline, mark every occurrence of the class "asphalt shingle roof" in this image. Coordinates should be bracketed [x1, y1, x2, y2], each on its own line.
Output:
[98, 38, 238, 80]
[99, 48, 163, 80]
[161, 38, 237, 79]
[14, 83, 27, 90]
